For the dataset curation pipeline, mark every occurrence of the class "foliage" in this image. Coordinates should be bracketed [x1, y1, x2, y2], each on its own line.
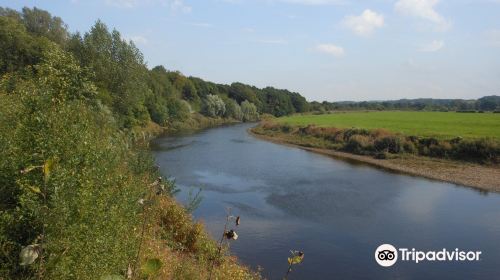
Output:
[224, 99, 243, 120]
[202, 94, 226, 117]
[0, 15, 49, 74]
[0, 46, 144, 279]
[309, 96, 500, 113]
[241, 100, 259, 122]
[141, 258, 162, 277]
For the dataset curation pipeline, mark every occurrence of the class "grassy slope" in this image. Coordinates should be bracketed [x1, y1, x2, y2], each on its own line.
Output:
[278, 111, 500, 139]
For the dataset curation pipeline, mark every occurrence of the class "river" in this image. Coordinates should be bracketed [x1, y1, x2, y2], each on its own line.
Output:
[151, 123, 500, 279]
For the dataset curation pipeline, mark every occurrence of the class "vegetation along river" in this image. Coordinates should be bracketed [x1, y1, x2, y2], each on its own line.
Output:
[151, 123, 500, 279]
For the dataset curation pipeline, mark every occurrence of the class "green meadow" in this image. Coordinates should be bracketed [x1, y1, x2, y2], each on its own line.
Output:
[277, 111, 500, 139]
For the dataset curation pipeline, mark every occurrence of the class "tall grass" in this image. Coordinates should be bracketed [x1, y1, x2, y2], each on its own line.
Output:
[255, 122, 500, 163]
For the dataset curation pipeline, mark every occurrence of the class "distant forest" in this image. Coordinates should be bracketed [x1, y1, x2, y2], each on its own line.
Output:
[311, 96, 500, 113]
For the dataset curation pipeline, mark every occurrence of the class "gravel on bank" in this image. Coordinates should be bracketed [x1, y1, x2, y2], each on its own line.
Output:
[249, 129, 500, 193]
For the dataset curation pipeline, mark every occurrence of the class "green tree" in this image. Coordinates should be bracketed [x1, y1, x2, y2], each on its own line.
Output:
[241, 100, 259, 122]
[21, 7, 69, 46]
[263, 87, 295, 116]
[224, 99, 243, 120]
[72, 21, 151, 127]
[0, 16, 49, 74]
[202, 94, 226, 117]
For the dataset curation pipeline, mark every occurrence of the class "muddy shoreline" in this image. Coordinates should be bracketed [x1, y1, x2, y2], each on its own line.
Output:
[249, 129, 500, 193]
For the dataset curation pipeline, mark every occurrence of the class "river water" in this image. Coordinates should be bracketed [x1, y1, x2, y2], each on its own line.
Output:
[151, 123, 500, 279]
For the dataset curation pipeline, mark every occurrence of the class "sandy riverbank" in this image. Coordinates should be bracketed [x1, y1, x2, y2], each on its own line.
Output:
[249, 129, 500, 193]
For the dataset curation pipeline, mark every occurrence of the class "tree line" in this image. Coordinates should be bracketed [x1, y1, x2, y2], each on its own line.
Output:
[0, 6, 309, 130]
[310, 96, 500, 113]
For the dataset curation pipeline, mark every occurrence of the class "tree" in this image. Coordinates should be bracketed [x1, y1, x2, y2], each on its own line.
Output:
[224, 99, 243, 120]
[263, 87, 295, 117]
[289, 92, 309, 113]
[21, 7, 69, 46]
[202, 94, 226, 117]
[241, 100, 259, 122]
[477, 96, 500, 111]
[71, 21, 151, 127]
[167, 98, 191, 122]
[0, 16, 49, 74]
[229, 83, 263, 111]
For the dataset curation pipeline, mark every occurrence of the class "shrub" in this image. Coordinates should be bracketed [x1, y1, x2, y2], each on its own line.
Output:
[281, 123, 294, 133]
[342, 128, 370, 141]
[429, 142, 452, 158]
[344, 135, 373, 154]
[402, 139, 417, 154]
[418, 137, 439, 147]
[374, 136, 403, 153]
[167, 98, 191, 122]
[454, 138, 499, 163]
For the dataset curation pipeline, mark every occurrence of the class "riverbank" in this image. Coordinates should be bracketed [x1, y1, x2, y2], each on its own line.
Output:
[250, 128, 500, 193]
[132, 117, 262, 279]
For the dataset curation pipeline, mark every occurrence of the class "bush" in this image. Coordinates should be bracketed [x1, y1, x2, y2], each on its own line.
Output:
[167, 98, 191, 122]
[281, 123, 294, 133]
[374, 136, 403, 153]
[454, 139, 499, 163]
[402, 140, 417, 154]
[257, 121, 500, 163]
[344, 135, 373, 154]
[343, 128, 370, 141]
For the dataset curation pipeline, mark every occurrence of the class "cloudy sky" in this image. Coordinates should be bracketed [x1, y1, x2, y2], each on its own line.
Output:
[2, 0, 500, 101]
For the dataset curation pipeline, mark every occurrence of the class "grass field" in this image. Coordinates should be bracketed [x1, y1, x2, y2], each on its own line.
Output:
[277, 111, 500, 139]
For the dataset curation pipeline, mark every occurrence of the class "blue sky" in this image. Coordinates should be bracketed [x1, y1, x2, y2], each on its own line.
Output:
[2, 0, 500, 101]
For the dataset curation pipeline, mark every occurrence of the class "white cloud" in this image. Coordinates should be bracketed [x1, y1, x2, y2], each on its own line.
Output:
[169, 0, 191, 13]
[315, 43, 345, 57]
[395, 0, 451, 31]
[105, 0, 191, 12]
[342, 9, 384, 36]
[419, 40, 444, 52]
[126, 35, 149, 45]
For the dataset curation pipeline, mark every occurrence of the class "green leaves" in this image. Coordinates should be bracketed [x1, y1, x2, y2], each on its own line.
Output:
[141, 258, 162, 276]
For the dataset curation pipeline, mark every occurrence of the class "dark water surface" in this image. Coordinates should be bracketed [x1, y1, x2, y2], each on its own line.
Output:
[151, 123, 500, 280]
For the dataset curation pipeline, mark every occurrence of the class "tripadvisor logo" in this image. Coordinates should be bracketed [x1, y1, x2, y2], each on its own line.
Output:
[375, 244, 398, 267]
[375, 244, 482, 267]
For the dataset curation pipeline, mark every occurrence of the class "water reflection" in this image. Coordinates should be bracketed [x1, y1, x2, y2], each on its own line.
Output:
[152, 123, 500, 279]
